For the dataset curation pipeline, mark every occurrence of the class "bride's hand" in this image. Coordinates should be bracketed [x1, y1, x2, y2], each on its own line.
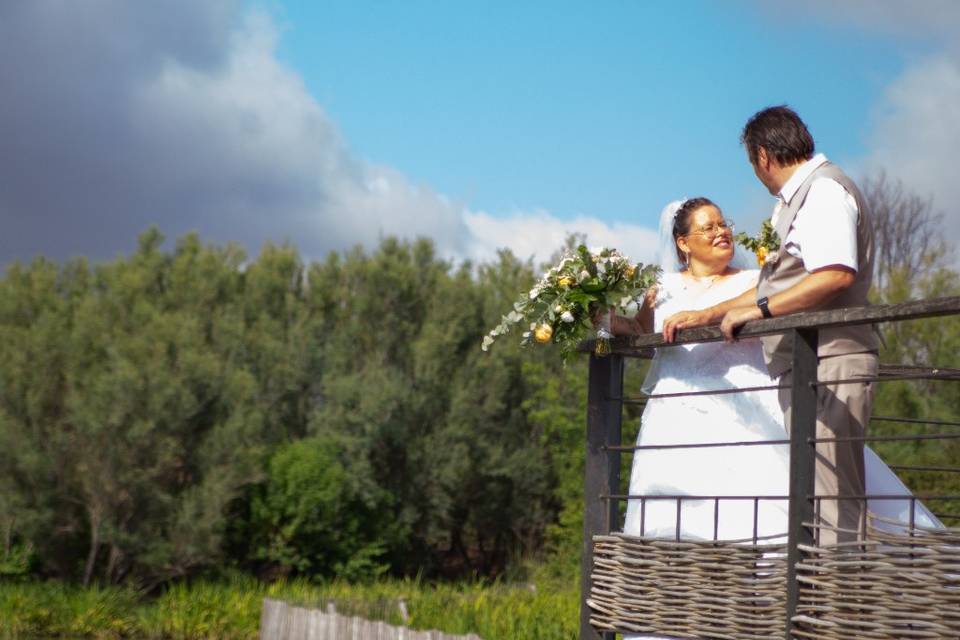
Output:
[590, 306, 617, 333]
[662, 310, 710, 342]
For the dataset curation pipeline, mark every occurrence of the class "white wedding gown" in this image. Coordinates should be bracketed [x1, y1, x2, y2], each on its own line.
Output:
[621, 269, 942, 640]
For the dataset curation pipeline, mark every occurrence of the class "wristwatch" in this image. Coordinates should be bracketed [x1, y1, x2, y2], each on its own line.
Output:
[757, 296, 773, 319]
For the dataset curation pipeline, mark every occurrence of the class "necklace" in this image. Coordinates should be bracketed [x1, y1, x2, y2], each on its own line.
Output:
[683, 269, 729, 288]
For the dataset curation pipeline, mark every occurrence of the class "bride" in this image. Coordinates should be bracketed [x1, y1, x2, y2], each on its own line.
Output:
[607, 197, 941, 638]
[609, 198, 940, 542]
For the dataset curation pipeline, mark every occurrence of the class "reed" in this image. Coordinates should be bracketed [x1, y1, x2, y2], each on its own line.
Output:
[0, 568, 578, 639]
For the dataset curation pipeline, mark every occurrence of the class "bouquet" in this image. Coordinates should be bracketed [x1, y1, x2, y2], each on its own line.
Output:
[481, 245, 660, 360]
[735, 219, 781, 266]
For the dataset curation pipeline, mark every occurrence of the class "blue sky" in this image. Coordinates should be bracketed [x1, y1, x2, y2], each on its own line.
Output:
[1, 1, 957, 265]
[266, 1, 915, 226]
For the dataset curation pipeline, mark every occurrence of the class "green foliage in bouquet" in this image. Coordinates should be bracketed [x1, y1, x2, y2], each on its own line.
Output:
[734, 219, 781, 267]
[482, 245, 660, 360]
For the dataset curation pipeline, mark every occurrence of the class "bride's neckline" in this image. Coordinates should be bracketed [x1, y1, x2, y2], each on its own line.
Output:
[680, 267, 740, 288]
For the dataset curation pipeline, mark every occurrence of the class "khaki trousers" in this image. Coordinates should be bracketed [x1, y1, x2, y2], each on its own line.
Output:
[778, 352, 878, 545]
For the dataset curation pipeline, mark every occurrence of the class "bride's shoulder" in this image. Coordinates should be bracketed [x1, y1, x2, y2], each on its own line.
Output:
[655, 271, 682, 293]
[734, 269, 760, 281]
[727, 268, 761, 287]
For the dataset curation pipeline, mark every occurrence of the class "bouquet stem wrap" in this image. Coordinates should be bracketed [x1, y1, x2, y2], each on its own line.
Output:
[594, 308, 613, 356]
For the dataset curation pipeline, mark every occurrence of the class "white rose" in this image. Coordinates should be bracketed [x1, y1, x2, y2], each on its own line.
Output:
[561, 311, 575, 323]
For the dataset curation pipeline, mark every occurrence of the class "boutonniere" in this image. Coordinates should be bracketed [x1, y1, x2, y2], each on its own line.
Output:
[735, 220, 781, 266]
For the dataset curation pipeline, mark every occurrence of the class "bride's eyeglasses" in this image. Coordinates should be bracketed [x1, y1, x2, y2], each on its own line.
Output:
[687, 220, 735, 240]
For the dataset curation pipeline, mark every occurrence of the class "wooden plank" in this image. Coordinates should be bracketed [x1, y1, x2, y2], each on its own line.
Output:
[785, 328, 818, 639]
[580, 354, 623, 640]
[577, 295, 960, 354]
[259, 598, 482, 640]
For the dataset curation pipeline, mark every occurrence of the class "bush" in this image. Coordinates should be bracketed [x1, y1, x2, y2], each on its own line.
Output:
[249, 436, 391, 580]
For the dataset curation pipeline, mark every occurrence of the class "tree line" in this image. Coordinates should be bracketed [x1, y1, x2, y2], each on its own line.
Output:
[0, 174, 957, 588]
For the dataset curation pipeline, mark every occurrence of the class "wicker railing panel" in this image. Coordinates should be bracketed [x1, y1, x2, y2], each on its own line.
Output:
[589, 526, 960, 640]
[792, 525, 960, 639]
[588, 533, 789, 639]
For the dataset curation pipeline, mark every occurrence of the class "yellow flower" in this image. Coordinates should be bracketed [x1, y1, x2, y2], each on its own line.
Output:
[624, 265, 636, 279]
[557, 275, 574, 287]
[756, 246, 768, 266]
[534, 323, 553, 343]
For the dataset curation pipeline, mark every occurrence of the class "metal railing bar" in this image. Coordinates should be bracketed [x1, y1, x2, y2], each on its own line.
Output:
[613, 493, 960, 504]
[815, 498, 821, 546]
[605, 439, 790, 452]
[807, 494, 960, 500]
[871, 415, 960, 428]
[889, 464, 960, 474]
[675, 498, 681, 542]
[879, 364, 960, 375]
[610, 384, 786, 401]
[812, 372, 960, 386]
[810, 433, 960, 444]
[713, 498, 719, 541]
[753, 498, 760, 544]
[601, 494, 789, 501]
[578, 295, 960, 353]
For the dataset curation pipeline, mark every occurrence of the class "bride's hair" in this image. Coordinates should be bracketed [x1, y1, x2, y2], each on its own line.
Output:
[672, 197, 718, 266]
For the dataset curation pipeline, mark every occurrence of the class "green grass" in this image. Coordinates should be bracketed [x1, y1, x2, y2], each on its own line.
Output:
[0, 566, 579, 639]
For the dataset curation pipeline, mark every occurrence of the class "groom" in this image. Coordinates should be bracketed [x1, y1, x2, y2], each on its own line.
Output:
[663, 105, 878, 545]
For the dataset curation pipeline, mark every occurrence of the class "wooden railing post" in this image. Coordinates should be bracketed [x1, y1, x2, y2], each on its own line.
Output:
[580, 352, 624, 640]
[785, 328, 818, 639]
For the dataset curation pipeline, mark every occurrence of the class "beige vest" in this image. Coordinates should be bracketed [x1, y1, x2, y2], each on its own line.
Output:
[757, 162, 878, 378]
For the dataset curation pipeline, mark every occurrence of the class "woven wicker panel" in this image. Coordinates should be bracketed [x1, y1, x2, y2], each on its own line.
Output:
[590, 525, 960, 640]
[792, 524, 960, 639]
[588, 533, 789, 639]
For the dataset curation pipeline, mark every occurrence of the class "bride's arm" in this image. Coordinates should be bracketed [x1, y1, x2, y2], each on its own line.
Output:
[661, 285, 757, 342]
[610, 286, 656, 335]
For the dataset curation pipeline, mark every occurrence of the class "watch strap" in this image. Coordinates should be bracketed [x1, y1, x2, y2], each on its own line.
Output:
[757, 296, 773, 319]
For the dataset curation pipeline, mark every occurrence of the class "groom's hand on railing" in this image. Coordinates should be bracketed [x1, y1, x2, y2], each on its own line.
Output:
[719, 306, 763, 342]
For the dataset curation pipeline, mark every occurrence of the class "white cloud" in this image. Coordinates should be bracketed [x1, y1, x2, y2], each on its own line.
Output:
[0, 4, 659, 267]
[759, 1, 960, 225]
[464, 210, 660, 266]
[760, 0, 960, 42]
[130, 12, 472, 260]
[863, 55, 960, 221]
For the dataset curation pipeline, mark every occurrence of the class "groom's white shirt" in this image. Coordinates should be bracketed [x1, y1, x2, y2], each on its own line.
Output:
[770, 153, 859, 273]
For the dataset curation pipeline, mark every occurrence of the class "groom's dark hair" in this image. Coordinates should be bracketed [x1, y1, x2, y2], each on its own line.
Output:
[741, 105, 815, 167]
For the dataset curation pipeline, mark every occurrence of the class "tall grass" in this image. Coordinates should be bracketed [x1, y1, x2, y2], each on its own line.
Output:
[0, 567, 579, 639]
[0, 581, 138, 637]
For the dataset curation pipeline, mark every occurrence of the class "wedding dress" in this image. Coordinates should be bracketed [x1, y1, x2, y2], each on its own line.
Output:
[623, 268, 941, 541]
[622, 269, 792, 541]
[619, 201, 941, 640]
